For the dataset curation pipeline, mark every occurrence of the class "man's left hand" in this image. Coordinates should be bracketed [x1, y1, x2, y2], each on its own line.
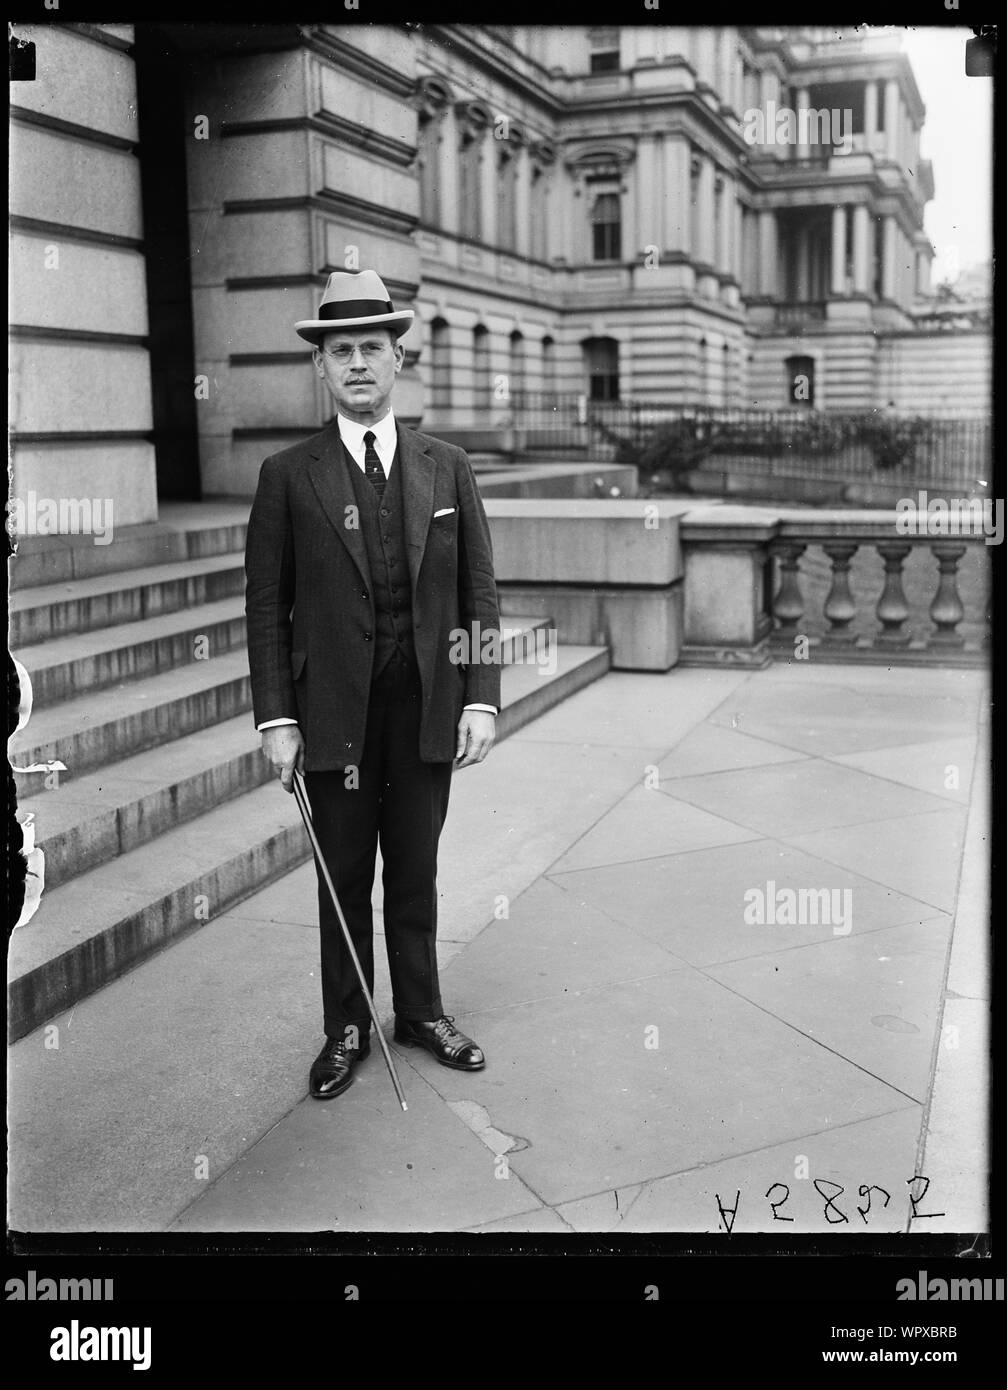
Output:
[455, 710, 496, 769]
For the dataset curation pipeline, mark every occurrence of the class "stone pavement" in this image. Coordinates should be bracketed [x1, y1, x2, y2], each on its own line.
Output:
[8, 662, 989, 1235]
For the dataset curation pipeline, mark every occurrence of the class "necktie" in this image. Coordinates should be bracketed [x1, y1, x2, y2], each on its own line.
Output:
[362, 430, 386, 499]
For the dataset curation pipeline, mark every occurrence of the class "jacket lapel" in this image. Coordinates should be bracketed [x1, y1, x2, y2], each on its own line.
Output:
[306, 420, 370, 589]
[396, 423, 436, 595]
[306, 419, 437, 596]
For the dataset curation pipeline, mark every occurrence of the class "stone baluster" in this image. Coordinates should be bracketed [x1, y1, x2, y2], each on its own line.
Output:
[821, 542, 859, 644]
[928, 543, 967, 648]
[873, 541, 912, 648]
[771, 541, 807, 636]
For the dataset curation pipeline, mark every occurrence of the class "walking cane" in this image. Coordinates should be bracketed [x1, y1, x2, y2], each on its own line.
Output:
[291, 768, 408, 1112]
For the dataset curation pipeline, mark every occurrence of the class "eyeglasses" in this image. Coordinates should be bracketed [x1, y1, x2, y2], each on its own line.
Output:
[319, 341, 392, 365]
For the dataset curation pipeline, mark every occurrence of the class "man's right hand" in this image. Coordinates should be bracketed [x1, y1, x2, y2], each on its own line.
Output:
[262, 725, 306, 792]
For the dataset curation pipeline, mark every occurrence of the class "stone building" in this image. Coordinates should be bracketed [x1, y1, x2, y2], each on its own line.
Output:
[9, 21, 991, 528]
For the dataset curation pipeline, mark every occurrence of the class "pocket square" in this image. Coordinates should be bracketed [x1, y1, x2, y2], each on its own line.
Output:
[433, 507, 456, 518]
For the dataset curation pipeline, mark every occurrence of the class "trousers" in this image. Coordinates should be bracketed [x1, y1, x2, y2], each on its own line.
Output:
[303, 651, 453, 1037]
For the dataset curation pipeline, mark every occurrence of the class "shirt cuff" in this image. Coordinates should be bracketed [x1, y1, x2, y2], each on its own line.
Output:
[257, 717, 299, 730]
[463, 704, 498, 715]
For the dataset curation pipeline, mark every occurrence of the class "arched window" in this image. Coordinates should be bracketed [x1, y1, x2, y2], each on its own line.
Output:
[541, 335, 556, 402]
[583, 336, 619, 402]
[429, 318, 451, 410]
[785, 354, 815, 407]
[529, 162, 546, 261]
[458, 130, 482, 241]
[722, 342, 731, 407]
[590, 190, 621, 261]
[508, 330, 525, 403]
[497, 145, 517, 251]
[472, 325, 491, 408]
[417, 112, 440, 226]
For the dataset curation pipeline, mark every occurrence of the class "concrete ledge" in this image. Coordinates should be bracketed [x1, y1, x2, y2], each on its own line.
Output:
[477, 463, 639, 500]
[484, 499, 684, 586]
[500, 586, 681, 672]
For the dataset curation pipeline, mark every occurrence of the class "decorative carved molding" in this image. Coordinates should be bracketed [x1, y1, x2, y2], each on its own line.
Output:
[455, 99, 493, 134]
[414, 75, 453, 118]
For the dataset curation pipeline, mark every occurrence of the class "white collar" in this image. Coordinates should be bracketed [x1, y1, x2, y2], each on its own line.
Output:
[336, 410, 397, 459]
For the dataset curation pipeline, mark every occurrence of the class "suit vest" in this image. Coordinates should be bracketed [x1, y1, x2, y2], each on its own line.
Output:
[342, 438, 416, 679]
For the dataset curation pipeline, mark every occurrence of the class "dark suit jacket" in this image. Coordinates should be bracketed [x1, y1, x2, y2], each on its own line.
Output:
[244, 419, 502, 771]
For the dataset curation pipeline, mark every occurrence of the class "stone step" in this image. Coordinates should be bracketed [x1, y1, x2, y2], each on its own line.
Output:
[8, 641, 610, 1041]
[17, 617, 555, 886]
[8, 779, 309, 1043]
[10, 649, 254, 782]
[16, 595, 248, 708]
[17, 714, 269, 890]
[9, 501, 250, 591]
[9, 552, 246, 647]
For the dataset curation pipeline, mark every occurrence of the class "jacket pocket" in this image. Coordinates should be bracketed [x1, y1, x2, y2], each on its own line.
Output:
[291, 650, 307, 680]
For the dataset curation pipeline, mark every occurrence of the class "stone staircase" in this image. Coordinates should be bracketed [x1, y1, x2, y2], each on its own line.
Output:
[9, 503, 610, 1042]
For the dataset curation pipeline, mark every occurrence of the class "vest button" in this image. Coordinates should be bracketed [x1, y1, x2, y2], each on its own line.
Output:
[363, 632, 372, 640]
[380, 508, 389, 516]
[361, 591, 368, 600]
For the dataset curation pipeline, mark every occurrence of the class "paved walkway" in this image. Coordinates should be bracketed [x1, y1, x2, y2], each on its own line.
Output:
[9, 662, 988, 1234]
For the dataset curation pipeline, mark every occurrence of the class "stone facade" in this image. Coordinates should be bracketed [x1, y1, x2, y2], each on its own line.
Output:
[8, 22, 990, 516]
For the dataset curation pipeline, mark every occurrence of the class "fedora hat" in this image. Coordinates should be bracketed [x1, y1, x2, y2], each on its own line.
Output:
[295, 269, 415, 345]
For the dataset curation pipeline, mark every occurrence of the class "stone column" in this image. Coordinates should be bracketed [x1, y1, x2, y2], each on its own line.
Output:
[916, 250, 930, 296]
[636, 133, 660, 255]
[480, 129, 498, 248]
[881, 215, 897, 300]
[758, 208, 777, 296]
[796, 87, 810, 160]
[438, 103, 459, 235]
[795, 221, 811, 300]
[830, 204, 847, 295]
[695, 27, 717, 88]
[864, 79, 878, 154]
[717, 174, 733, 276]
[514, 142, 530, 257]
[662, 133, 690, 254]
[620, 156, 636, 264]
[733, 195, 744, 286]
[884, 80, 899, 160]
[852, 203, 871, 295]
[696, 153, 716, 267]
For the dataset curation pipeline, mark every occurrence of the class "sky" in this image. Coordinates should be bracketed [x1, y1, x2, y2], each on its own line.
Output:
[900, 26, 992, 284]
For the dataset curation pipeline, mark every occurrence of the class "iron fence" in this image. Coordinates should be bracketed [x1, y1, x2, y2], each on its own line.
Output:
[509, 395, 992, 492]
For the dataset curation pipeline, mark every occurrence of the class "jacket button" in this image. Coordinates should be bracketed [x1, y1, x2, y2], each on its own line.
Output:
[363, 632, 372, 640]
[380, 508, 389, 516]
[361, 590, 368, 600]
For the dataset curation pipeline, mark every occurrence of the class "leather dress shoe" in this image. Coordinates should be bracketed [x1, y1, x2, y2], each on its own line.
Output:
[393, 1015, 485, 1070]
[309, 1034, 370, 1100]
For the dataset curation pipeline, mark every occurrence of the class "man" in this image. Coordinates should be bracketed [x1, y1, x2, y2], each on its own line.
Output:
[245, 269, 502, 1100]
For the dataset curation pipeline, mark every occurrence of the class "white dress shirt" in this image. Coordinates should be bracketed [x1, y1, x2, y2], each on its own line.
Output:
[258, 410, 497, 729]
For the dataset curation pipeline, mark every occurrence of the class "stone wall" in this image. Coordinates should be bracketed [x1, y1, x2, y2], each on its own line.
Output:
[10, 24, 157, 530]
